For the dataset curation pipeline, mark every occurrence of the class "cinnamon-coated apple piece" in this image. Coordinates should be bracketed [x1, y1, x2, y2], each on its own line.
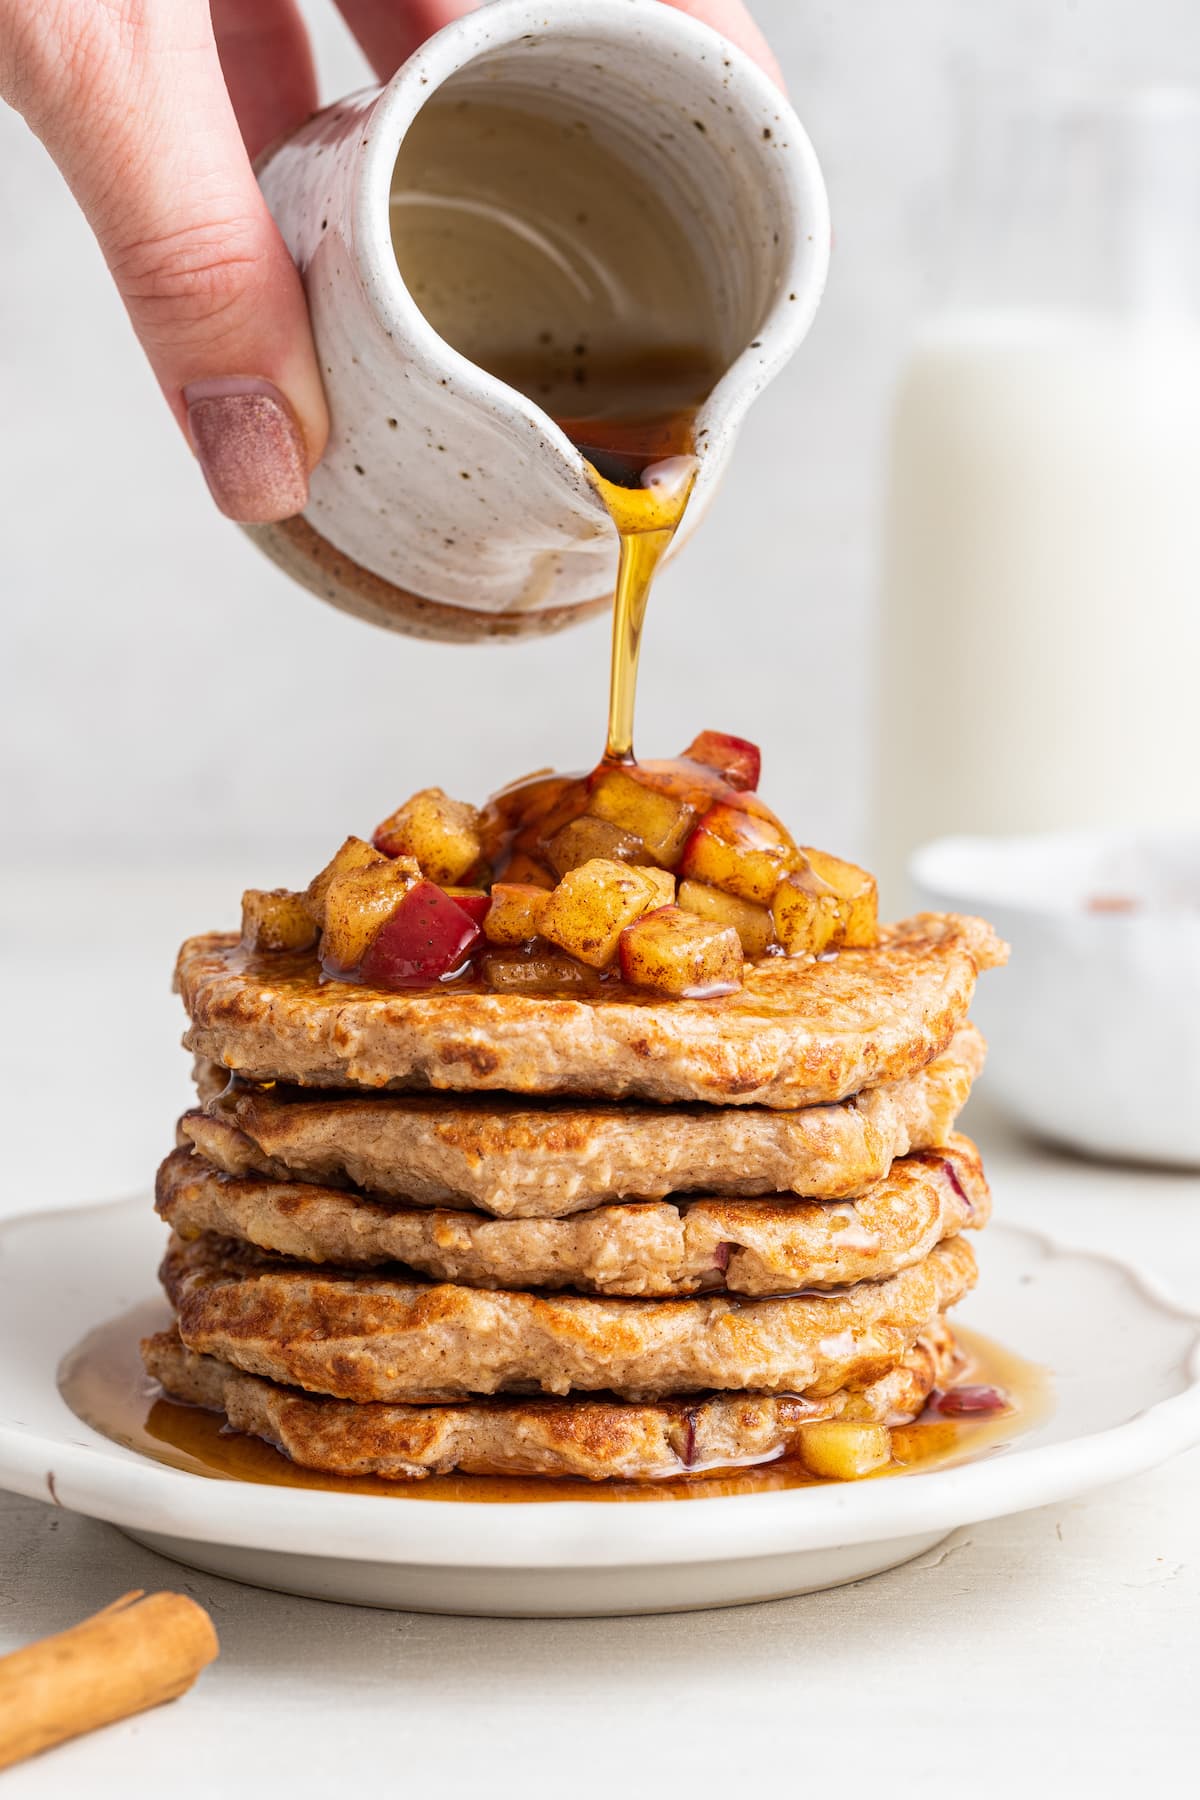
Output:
[681, 730, 761, 793]
[678, 804, 797, 904]
[373, 787, 482, 886]
[240, 888, 318, 954]
[357, 880, 482, 988]
[539, 859, 661, 967]
[545, 814, 646, 878]
[794, 1421, 892, 1481]
[771, 864, 841, 957]
[304, 836, 388, 926]
[481, 949, 604, 994]
[801, 847, 879, 947]
[618, 905, 743, 998]
[484, 882, 552, 946]
[677, 878, 774, 957]
[321, 856, 421, 974]
[587, 767, 696, 866]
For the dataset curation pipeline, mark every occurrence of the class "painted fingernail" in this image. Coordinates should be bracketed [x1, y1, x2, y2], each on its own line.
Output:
[184, 377, 308, 523]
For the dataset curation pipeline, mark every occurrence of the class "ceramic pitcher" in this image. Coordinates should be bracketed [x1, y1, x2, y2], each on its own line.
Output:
[248, 0, 830, 642]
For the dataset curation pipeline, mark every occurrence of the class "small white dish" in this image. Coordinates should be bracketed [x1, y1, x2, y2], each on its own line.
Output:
[1, 1197, 1198, 1615]
[912, 828, 1200, 1167]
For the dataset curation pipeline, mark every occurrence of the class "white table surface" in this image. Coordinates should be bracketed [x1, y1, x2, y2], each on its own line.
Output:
[2, 866, 1198, 1797]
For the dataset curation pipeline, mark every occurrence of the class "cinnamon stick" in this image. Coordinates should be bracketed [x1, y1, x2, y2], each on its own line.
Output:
[0, 1590, 218, 1771]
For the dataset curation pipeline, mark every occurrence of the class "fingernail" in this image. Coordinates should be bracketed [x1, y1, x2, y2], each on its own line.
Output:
[184, 377, 309, 523]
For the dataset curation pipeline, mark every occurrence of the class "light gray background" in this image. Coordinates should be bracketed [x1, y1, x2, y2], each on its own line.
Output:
[4, 1, 1199, 890]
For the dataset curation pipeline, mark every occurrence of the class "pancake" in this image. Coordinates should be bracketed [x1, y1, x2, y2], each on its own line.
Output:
[159, 1229, 976, 1402]
[183, 1025, 985, 1215]
[142, 1317, 962, 1482]
[156, 1134, 989, 1297]
[176, 912, 1006, 1108]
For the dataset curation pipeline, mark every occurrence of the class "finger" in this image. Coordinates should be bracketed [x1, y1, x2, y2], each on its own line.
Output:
[211, 0, 318, 162]
[333, 1, 468, 81]
[662, 2, 784, 86]
[17, 1, 327, 522]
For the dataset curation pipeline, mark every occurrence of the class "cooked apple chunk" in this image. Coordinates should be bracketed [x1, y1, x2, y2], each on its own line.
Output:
[373, 787, 482, 885]
[358, 880, 482, 987]
[795, 1421, 892, 1481]
[618, 905, 743, 998]
[539, 859, 660, 967]
[678, 804, 797, 904]
[240, 888, 318, 954]
[484, 881, 552, 946]
[480, 949, 603, 994]
[771, 865, 841, 957]
[303, 835, 388, 926]
[546, 814, 646, 877]
[681, 730, 761, 793]
[677, 879, 773, 957]
[801, 847, 879, 947]
[320, 856, 421, 973]
[587, 767, 696, 865]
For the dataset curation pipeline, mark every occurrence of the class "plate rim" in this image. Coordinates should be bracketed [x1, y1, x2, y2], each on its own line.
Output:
[1, 1196, 1199, 1570]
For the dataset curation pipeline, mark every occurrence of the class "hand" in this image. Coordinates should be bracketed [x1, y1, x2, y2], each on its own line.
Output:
[0, 2, 780, 524]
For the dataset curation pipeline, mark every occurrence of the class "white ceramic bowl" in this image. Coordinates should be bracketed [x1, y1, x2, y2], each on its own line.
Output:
[912, 828, 1200, 1168]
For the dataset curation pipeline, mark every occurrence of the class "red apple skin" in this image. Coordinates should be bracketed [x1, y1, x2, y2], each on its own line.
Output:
[357, 881, 482, 988]
[443, 889, 491, 926]
[682, 731, 762, 793]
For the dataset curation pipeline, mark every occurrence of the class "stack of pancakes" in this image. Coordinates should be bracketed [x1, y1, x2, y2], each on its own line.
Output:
[143, 910, 1006, 1482]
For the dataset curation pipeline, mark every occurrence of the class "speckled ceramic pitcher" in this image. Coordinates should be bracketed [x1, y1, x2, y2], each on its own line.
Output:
[247, 0, 830, 642]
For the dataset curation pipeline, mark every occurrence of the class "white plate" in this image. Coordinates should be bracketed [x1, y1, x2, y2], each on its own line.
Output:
[1, 1198, 1198, 1616]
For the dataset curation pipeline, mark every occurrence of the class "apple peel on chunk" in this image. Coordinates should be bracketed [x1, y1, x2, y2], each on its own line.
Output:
[682, 730, 761, 793]
[357, 880, 483, 989]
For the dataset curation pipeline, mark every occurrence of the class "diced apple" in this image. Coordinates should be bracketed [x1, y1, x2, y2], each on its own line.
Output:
[481, 950, 603, 994]
[587, 767, 696, 866]
[240, 888, 318, 954]
[795, 1421, 892, 1481]
[635, 867, 677, 908]
[303, 836, 387, 926]
[503, 852, 557, 889]
[373, 788, 482, 885]
[484, 882, 551, 946]
[539, 859, 659, 967]
[618, 905, 743, 998]
[678, 804, 797, 904]
[677, 879, 774, 957]
[771, 865, 841, 957]
[357, 880, 482, 988]
[801, 848, 879, 947]
[320, 857, 421, 973]
[546, 815, 646, 878]
[681, 730, 761, 793]
[442, 888, 490, 926]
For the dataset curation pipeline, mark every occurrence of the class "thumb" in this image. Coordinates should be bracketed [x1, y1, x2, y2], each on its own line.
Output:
[14, 1, 328, 523]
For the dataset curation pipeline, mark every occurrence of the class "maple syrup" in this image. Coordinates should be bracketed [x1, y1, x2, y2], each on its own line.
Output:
[390, 93, 722, 763]
[59, 1302, 1050, 1505]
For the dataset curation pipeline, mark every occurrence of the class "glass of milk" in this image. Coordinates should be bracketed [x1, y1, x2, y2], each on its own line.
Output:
[874, 80, 1200, 904]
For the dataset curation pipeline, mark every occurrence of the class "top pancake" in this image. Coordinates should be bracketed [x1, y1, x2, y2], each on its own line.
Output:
[177, 912, 1006, 1108]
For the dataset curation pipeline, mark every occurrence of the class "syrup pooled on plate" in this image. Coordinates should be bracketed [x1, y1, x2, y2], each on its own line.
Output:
[60, 1304, 1050, 1506]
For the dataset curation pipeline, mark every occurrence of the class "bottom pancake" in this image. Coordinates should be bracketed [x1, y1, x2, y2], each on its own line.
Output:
[142, 1319, 962, 1482]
